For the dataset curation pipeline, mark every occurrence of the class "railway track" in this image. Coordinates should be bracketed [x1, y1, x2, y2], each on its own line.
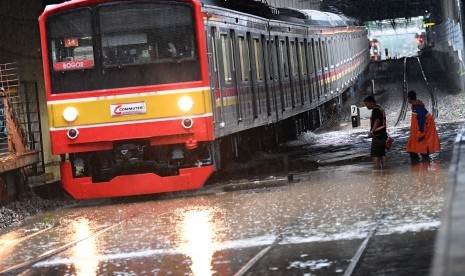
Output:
[395, 57, 438, 127]
[0, 226, 53, 247]
[231, 216, 386, 275]
[0, 213, 140, 275]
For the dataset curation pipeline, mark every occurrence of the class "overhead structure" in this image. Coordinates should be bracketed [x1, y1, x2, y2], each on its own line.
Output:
[317, 0, 440, 22]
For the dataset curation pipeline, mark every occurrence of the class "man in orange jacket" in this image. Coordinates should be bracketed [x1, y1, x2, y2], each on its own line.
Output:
[406, 90, 440, 163]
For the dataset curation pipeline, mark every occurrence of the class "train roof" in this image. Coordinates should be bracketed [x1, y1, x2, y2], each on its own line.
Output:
[280, 8, 361, 27]
[200, 0, 360, 27]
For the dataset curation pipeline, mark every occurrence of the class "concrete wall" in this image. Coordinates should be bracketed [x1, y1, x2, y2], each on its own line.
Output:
[441, 0, 462, 22]
[0, 1, 61, 183]
[434, 0, 465, 92]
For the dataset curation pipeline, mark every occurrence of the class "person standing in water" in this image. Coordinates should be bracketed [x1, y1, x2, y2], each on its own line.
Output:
[406, 90, 440, 163]
[364, 95, 388, 169]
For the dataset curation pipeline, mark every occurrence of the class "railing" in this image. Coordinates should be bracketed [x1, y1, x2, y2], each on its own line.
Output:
[0, 63, 20, 96]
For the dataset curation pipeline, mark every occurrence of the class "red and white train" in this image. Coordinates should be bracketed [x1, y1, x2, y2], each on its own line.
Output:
[39, 0, 370, 199]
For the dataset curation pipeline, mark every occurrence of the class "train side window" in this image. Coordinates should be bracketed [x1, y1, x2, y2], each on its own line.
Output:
[290, 40, 298, 77]
[230, 30, 236, 73]
[253, 38, 263, 81]
[308, 41, 314, 76]
[314, 41, 321, 72]
[321, 40, 327, 71]
[210, 28, 218, 74]
[48, 8, 95, 71]
[279, 40, 289, 78]
[328, 39, 333, 69]
[220, 34, 232, 83]
[238, 36, 249, 82]
[270, 38, 279, 80]
[299, 41, 307, 76]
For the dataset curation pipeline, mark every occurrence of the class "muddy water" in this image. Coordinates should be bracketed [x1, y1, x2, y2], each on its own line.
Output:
[0, 121, 462, 275]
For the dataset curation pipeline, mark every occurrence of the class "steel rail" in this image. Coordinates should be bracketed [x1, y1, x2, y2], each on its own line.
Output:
[0, 226, 52, 249]
[395, 57, 409, 126]
[342, 229, 376, 276]
[0, 223, 119, 275]
[343, 214, 385, 276]
[233, 235, 283, 276]
[0, 212, 140, 275]
[416, 57, 438, 118]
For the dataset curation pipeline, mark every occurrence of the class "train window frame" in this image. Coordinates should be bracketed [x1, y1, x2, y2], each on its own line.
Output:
[47, 7, 96, 72]
[270, 37, 279, 82]
[229, 30, 236, 74]
[328, 39, 334, 70]
[321, 39, 328, 72]
[238, 36, 249, 82]
[278, 39, 289, 79]
[314, 40, 321, 73]
[220, 33, 232, 84]
[289, 40, 298, 77]
[308, 39, 315, 76]
[210, 27, 218, 75]
[97, 2, 198, 69]
[299, 40, 307, 77]
[253, 37, 264, 81]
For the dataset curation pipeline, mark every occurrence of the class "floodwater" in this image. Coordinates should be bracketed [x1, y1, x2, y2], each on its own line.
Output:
[0, 121, 462, 275]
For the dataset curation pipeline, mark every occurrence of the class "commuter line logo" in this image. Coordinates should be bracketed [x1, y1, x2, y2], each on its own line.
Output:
[110, 102, 147, 117]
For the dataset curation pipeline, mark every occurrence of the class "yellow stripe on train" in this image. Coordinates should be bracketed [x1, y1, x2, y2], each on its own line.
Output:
[48, 88, 212, 128]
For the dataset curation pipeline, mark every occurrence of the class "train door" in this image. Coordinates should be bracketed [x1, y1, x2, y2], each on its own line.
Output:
[309, 38, 319, 102]
[236, 32, 253, 121]
[277, 36, 291, 110]
[250, 34, 269, 119]
[230, 30, 244, 122]
[269, 36, 282, 115]
[306, 39, 315, 103]
[314, 39, 323, 100]
[335, 36, 342, 93]
[320, 38, 329, 97]
[263, 35, 275, 118]
[206, 27, 224, 129]
[217, 30, 236, 128]
[327, 38, 335, 94]
[289, 37, 300, 107]
[247, 32, 259, 119]
[297, 38, 308, 105]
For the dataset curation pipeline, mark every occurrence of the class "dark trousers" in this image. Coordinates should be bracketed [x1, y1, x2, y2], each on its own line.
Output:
[409, 152, 430, 163]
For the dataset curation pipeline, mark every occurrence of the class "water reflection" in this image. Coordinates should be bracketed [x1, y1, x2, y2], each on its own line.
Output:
[70, 218, 99, 276]
[180, 209, 216, 276]
[0, 231, 20, 268]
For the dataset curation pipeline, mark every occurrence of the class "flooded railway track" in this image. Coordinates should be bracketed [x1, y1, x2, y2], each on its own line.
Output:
[0, 213, 140, 275]
[396, 57, 438, 126]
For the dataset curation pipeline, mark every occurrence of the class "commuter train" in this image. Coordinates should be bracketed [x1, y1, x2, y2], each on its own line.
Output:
[39, 0, 369, 199]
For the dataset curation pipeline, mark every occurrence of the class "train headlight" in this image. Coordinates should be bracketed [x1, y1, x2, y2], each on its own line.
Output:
[63, 107, 79, 122]
[177, 96, 193, 112]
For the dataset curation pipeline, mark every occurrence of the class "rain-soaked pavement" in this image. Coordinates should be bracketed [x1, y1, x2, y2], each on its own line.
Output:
[0, 120, 462, 275]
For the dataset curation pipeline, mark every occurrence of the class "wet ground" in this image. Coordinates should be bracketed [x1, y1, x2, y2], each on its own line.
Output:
[0, 119, 462, 275]
[1, 58, 463, 275]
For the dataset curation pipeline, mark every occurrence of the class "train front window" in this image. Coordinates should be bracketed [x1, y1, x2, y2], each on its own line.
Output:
[46, 2, 200, 94]
[99, 3, 197, 67]
[48, 9, 95, 71]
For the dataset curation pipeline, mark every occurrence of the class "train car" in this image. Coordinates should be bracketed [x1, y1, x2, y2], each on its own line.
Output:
[370, 38, 381, 61]
[39, 0, 369, 199]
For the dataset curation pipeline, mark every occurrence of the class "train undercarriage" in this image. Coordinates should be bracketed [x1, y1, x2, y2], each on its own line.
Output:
[68, 141, 213, 183]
